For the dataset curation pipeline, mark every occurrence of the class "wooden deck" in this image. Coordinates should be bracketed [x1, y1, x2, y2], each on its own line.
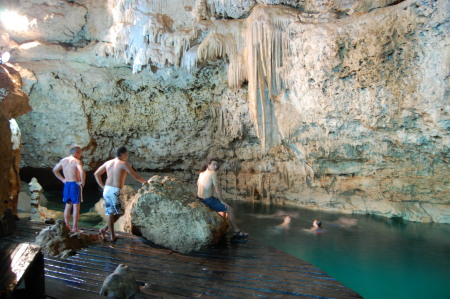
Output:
[3, 219, 362, 298]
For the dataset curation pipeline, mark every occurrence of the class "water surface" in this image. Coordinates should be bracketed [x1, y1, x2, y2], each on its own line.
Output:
[230, 201, 450, 299]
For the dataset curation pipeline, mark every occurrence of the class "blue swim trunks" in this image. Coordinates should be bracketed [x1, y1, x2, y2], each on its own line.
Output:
[63, 182, 81, 204]
[197, 196, 227, 212]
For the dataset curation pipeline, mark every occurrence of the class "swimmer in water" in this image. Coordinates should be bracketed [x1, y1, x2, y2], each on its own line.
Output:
[278, 215, 292, 229]
[304, 219, 326, 234]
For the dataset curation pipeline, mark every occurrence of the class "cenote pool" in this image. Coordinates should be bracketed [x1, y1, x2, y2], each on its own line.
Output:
[43, 190, 450, 299]
[231, 201, 450, 299]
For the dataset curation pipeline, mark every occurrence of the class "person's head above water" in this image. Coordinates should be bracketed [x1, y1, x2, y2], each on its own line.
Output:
[283, 215, 292, 224]
[313, 219, 322, 228]
[115, 146, 128, 160]
[200, 157, 220, 172]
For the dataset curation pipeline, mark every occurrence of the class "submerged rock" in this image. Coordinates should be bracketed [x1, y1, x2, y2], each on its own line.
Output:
[35, 219, 94, 258]
[126, 175, 228, 254]
[100, 264, 140, 299]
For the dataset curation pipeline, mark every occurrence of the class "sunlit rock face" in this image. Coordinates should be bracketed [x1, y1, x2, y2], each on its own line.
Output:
[4, 0, 449, 223]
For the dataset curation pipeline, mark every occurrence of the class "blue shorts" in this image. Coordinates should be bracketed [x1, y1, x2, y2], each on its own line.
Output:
[197, 196, 227, 212]
[63, 182, 81, 204]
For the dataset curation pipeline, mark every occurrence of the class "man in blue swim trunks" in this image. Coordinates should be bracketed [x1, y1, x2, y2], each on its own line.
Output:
[197, 158, 248, 238]
[53, 145, 85, 232]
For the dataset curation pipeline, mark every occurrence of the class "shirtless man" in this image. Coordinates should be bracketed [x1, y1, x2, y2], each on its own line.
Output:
[94, 146, 146, 242]
[53, 145, 85, 232]
[197, 158, 248, 238]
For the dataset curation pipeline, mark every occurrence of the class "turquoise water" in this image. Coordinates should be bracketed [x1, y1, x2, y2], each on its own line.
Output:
[43, 189, 102, 214]
[230, 201, 450, 299]
[43, 190, 450, 298]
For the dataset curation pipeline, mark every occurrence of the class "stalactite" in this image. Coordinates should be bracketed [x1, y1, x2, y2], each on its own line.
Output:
[101, 0, 196, 73]
[228, 53, 247, 89]
[181, 45, 199, 72]
[198, 32, 237, 61]
[103, 2, 301, 157]
[197, 0, 256, 20]
[241, 6, 293, 152]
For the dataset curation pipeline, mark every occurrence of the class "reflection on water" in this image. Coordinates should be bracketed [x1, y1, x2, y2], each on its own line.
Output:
[230, 201, 450, 299]
[43, 190, 450, 299]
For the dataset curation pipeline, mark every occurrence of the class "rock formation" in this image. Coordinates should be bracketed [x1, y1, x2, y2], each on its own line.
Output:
[0, 64, 31, 217]
[1, 0, 448, 222]
[17, 180, 48, 213]
[125, 176, 228, 254]
[29, 177, 43, 221]
[99, 264, 140, 299]
[34, 219, 94, 258]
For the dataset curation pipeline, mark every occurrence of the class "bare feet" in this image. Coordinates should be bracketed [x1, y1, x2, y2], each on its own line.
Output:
[72, 228, 83, 233]
[99, 228, 107, 241]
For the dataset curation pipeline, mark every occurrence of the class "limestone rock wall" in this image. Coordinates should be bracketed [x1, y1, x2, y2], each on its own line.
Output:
[0, 64, 31, 216]
[1, 0, 448, 222]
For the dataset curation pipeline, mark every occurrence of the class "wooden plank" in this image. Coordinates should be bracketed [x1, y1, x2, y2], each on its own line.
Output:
[64, 248, 353, 298]
[0, 242, 43, 297]
[78, 245, 339, 288]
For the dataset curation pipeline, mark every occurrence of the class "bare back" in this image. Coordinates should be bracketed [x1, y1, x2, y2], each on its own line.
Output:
[59, 157, 82, 182]
[104, 158, 129, 188]
[197, 170, 218, 199]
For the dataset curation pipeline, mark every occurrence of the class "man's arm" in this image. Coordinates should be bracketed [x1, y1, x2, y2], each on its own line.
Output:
[211, 172, 224, 201]
[76, 161, 85, 187]
[125, 163, 146, 184]
[94, 163, 107, 189]
[52, 160, 66, 184]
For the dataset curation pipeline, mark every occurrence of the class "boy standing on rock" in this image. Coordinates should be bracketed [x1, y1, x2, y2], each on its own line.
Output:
[53, 144, 85, 232]
[197, 158, 248, 238]
[94, 146, 146, 242]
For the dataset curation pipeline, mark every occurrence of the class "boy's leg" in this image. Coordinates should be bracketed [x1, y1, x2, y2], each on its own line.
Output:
[225, 204, 240, 233]
[108, 214, 122, 242]
[72, 203, 80, 232]
[225, 204, 248, 237]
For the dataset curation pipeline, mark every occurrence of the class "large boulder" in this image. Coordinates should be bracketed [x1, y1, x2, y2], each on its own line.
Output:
[126, 176, 228, 254]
